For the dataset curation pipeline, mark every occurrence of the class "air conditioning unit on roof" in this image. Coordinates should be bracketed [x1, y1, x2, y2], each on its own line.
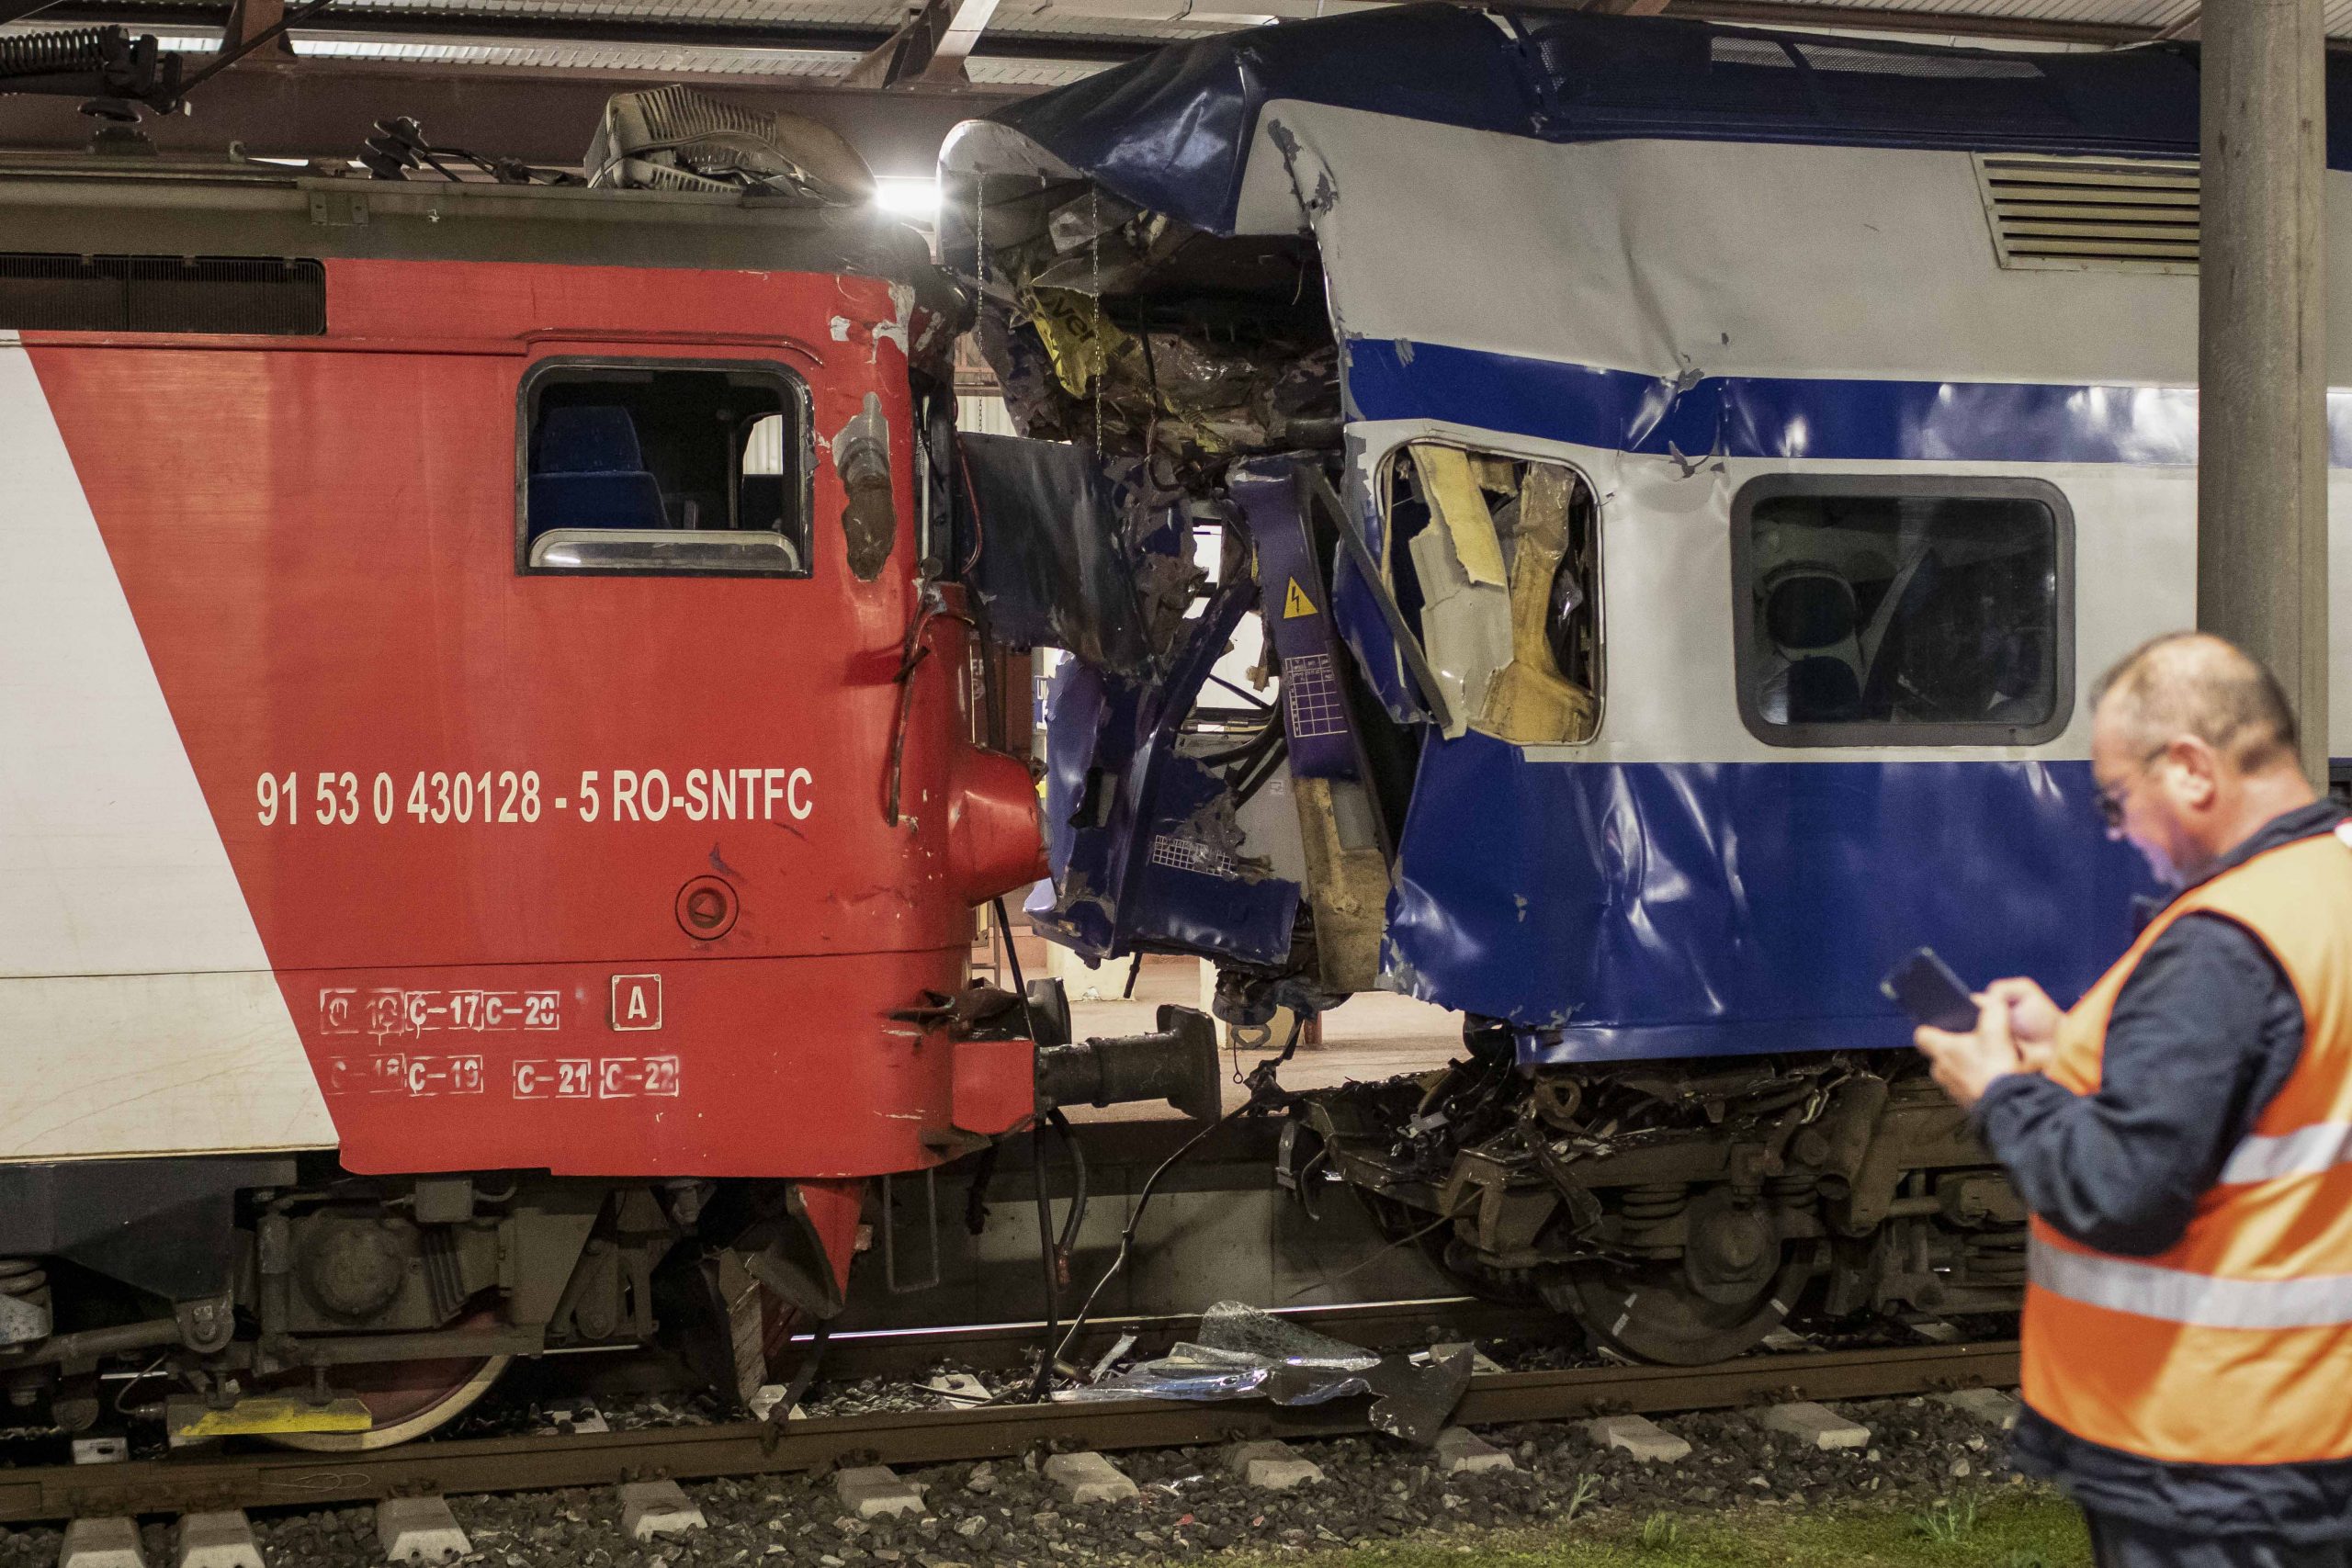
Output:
[585, 84, 875, 205]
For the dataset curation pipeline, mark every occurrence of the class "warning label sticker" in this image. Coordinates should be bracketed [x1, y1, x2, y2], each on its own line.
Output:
[1283, 578, 1317, 618]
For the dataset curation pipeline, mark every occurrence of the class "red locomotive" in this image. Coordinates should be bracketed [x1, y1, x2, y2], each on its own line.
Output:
[0, 93, 1089, 1448]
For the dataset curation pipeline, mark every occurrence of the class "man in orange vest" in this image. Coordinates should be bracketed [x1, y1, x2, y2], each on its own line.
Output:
[1917, 630, 2351, 1568]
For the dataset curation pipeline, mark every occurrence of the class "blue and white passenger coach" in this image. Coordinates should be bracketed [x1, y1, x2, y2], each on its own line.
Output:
[938, 8, 2352, 1356]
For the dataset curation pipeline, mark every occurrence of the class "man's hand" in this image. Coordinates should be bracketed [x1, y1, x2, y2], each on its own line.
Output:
[1981, 976, 2061, 1073]
[1916, 997, 2026, 1111]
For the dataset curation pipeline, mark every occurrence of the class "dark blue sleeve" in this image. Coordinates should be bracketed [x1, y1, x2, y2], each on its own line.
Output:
[1974, 914, 2303, 1258]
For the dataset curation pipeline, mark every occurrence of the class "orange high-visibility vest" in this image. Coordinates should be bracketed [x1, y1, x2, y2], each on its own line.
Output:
[2022, 822, 2352, 1467]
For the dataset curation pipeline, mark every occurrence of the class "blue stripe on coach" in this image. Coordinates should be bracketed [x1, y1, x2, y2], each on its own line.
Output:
[1382, 732, 2161, 1056]
[1346, 338, 2352, 468]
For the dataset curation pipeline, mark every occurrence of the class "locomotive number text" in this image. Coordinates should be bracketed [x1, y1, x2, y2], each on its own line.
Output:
[254, 767, 813, 827]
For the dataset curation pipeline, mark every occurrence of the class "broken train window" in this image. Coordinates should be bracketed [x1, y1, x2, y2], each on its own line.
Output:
[1731, 475, 2073, 747]
[1378, 444, 1602, 744]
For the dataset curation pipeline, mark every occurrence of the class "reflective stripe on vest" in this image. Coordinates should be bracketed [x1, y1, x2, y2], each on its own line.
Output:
[2218, 1120, 2352, 1184]
[2030, 1239, 2352, 1330]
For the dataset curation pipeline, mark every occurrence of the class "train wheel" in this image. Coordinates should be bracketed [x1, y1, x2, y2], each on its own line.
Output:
[266, 1352, 512, 1451]
[1539, 1248, 1815, 1366]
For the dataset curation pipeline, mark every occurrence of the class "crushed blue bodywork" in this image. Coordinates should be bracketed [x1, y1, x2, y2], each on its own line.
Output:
[1385, 735, 2150, 1057]
[1027, 581, 1303, 967]
[952, 5, 2173, 1055]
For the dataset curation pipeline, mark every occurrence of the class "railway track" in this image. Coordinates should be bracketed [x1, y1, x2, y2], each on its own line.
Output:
[786, 1297, 1565, 1383]
[0, 1338, 2018, 1528]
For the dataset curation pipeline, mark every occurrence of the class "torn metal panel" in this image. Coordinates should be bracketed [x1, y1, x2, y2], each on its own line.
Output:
[1401, 446, 1513, 740]
[1117, 579, 1301, 964]
[956, 433, 1151, 672]
[944, 153, 1336, 478]
[1329, 502, 1430, 724]
[1406, 530, 1510, 741]
[1476, 462, 1600, 745]
[1290, 775, 1387, 995]
[1063, 1300, 1470, 1447]
[1026, 581, 1303, 968]
[1012, 270, 1340, 464]
[1385, 444, 1598, 746]
[1311, 456, 1443, 729]
[1129, 750, 1300, 965]
[1048, 190, 1141, 254]
[1411, 446, 1508, 588]
[1230, 457, 1393, 994]
[1027, 657, 1128, 955]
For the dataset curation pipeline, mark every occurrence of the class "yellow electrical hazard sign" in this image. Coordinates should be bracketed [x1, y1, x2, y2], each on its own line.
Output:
[1283, 578, 1317, 618]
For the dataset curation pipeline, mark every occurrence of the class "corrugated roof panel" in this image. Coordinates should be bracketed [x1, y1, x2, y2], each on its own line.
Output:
[315, 0, 1239, 39]
[296, 28, 857, 69]
[326, 0, 903, 23]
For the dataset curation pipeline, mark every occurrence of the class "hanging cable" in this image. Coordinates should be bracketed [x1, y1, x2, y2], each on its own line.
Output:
[990, 893, 1068, 1401]
[1230, 734, 1292, 809]
[1048, 1109, 1087, 1262]
[1204, 672, 1273, 711]
[1051, 1100, 1243, 1371]
[1192, 718, 1283, 771]
[1026, 1119, 1059, 1399]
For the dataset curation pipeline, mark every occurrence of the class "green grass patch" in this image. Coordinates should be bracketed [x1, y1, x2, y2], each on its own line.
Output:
[1225, 1493, 2091, 1568]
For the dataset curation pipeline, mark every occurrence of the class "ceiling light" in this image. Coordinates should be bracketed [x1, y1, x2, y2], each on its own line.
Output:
[874, 175, 941, 223]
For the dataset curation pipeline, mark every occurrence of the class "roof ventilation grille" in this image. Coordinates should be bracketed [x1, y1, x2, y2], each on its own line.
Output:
[1974, 152, 2199, 274]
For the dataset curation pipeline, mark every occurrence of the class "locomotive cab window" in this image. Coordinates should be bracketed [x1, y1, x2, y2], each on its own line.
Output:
[519, 359, 811, 577]
[1380, 442, 1601, 745]
[1733, 475, 2073, 747]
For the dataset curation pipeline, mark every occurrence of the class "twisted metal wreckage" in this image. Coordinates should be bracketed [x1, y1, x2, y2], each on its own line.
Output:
[911, 6, 2243, 1359]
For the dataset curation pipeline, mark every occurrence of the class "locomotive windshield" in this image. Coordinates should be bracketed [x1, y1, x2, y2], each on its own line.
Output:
[518, 358, 812, 578]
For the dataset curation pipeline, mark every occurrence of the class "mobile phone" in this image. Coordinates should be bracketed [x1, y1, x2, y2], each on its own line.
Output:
[1881, 948, 1979, 1032]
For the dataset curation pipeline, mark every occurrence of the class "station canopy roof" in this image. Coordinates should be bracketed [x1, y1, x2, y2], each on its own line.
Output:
[0, 0, 2338, 181]
[1, 0, 2337, 106]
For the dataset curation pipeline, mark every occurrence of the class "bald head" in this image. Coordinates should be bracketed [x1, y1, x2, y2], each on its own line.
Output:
[2092, 632, 2301, 776]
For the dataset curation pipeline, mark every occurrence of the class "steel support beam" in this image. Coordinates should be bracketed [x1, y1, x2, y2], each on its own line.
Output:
[0, 58, 1022, 175]
[2199, 0, 2329, 787]
[218, 0, 291, 60]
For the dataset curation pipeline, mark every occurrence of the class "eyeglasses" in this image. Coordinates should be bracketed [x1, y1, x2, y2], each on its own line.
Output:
[2092, 745, 2169, 829]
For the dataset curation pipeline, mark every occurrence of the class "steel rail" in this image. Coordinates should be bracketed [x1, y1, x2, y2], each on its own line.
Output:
[801, 1297, 1558, 1382]
[0, 1340, 2017, 1527]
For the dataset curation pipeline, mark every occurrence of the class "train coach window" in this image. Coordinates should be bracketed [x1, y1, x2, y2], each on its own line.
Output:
[1732, 475, 2073, 747]
[1380, 443, 1601, 745]
[517, 358, 812, 577]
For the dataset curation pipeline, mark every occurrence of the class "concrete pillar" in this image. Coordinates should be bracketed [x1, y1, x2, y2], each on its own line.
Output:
[2198, 0, 2329, 788]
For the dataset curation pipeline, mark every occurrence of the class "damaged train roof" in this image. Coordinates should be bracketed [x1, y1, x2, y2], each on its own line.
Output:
[944, 4, 2352, 238]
